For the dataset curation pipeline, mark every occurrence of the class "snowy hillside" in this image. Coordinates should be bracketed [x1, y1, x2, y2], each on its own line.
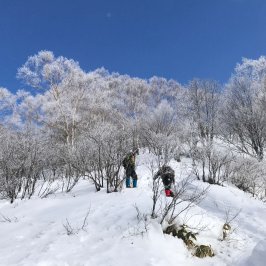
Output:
[0, 152, 266, 266]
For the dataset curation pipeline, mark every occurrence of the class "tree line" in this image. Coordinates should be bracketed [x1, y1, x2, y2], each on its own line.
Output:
[0, 51, 266, 203]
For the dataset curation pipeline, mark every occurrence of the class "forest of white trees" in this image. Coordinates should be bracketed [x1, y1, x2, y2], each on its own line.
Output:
[1, 50, 266, 203]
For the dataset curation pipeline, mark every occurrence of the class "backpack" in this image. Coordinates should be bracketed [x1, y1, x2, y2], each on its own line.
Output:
[162, 166, 175, 178]
[122, 154, 130, 168]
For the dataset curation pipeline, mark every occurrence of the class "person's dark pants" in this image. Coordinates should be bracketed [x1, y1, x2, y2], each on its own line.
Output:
[126, 167, 138, 188]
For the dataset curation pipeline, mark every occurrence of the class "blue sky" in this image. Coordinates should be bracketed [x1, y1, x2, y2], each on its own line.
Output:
[1, 0, 266, 92]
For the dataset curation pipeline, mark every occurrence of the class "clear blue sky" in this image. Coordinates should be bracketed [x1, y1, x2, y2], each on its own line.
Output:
[1, 0, 266, 92]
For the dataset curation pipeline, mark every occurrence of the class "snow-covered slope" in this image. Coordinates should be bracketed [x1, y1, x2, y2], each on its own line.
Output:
[0, 153, 265, 266]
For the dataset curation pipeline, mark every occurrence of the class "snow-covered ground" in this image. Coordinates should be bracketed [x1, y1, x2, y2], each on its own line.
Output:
[0, 152, 266, 266]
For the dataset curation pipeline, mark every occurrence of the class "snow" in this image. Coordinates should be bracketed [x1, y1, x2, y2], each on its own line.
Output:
[237, 239, 266, 266]
[0, 152, 266, 266]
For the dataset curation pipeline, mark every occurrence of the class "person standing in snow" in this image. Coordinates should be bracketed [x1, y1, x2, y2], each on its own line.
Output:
[123, 149, 139, 188]
[154, 165, 175, 197]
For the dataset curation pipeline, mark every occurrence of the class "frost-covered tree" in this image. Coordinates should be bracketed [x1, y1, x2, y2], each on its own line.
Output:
[222, 57, 266, 160]
[0, 87, 29, 127]
[0, 126, 46, 202]
[140, 100, 180, 165]
[148, 77, 182, 109]
[113, 76, 150, 149]
[184, 79, 222, 183]
[229, 156, 266, 199]
[186, 79, 221, 143]
[17, 50, 88, 148]
[234, 56, 266, 82]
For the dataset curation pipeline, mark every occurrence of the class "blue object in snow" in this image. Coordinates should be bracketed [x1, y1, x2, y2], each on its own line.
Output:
[126, 177, 131, 188]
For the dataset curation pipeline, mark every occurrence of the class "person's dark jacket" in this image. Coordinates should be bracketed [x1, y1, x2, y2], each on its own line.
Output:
[123, 152, 137, 179]
[154, 165, 175, 189]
